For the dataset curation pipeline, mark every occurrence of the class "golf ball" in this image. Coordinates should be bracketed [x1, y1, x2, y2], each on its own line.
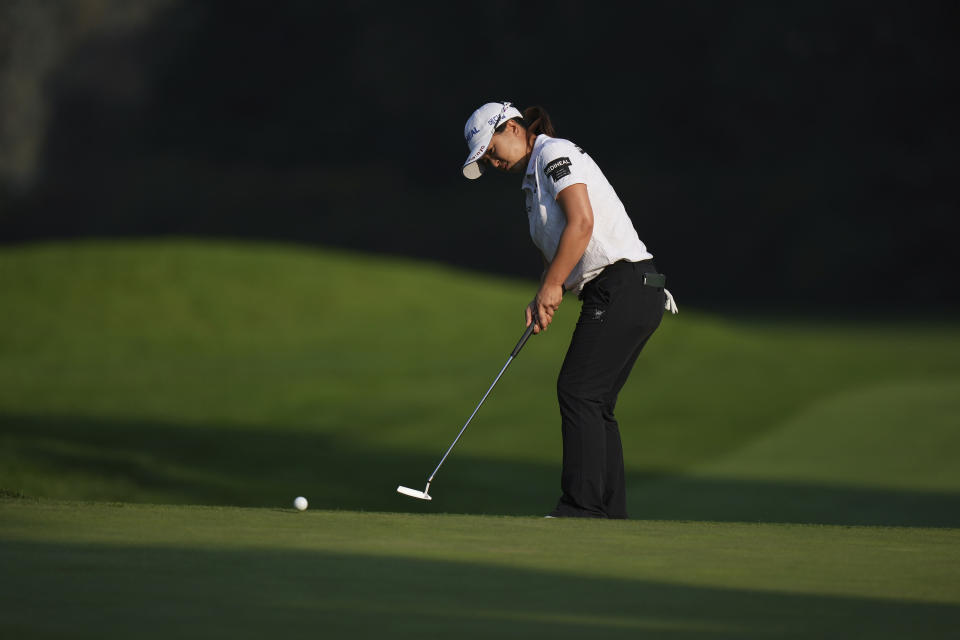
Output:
[293, 496, 308, 511]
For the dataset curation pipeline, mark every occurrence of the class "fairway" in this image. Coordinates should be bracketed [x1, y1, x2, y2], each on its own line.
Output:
[2, 240, 959, 637]
[2, 499, 959, 639]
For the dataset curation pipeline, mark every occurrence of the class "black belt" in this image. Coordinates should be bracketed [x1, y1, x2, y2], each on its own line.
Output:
[606, 260, 666, 288]
[573, 260, 666, 297]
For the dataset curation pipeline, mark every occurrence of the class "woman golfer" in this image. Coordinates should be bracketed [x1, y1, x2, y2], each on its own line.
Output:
[462, 101, 676, 519]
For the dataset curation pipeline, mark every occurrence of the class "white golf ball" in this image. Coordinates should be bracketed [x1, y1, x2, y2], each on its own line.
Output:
[293, 496, 308, 511]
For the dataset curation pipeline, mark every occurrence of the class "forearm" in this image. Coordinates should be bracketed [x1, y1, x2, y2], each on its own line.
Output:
[527, 183, 593, 333]
[543, 220, 592, 288]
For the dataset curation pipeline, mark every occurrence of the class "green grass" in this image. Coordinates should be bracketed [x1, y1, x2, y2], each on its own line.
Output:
[1, 239, 959, 637]
[2, 499, 958, 639]
[2, 239, 958, 522]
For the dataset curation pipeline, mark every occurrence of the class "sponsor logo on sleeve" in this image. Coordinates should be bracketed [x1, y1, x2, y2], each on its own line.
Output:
[544, 157, 572, 182]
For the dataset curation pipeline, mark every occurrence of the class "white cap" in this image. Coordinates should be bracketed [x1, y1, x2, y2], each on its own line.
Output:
[461, 101, 523, 179]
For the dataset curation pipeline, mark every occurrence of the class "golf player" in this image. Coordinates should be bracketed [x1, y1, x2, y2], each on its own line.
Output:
[461, 101, 677, 519]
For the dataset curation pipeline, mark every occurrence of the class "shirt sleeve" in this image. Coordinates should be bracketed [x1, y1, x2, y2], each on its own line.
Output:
[538, 140, 587, 200]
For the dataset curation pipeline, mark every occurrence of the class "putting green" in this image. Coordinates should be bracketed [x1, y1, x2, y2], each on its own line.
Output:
[1, 240, 959, 526]
[2, 240, 960, 637]
[2, 499, 958, 639]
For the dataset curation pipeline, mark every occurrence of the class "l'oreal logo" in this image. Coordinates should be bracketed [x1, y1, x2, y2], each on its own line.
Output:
[465, 127, 480, 141]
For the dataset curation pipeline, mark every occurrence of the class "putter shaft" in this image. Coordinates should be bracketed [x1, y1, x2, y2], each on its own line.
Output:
[427, 323, 535, 483]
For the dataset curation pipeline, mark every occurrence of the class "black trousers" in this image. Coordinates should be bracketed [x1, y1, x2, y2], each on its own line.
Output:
[550, 260, 665, 519]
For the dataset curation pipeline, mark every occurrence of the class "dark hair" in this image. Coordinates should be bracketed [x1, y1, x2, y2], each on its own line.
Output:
[522, 106, 556, 137]
[494, 105, 556, 137]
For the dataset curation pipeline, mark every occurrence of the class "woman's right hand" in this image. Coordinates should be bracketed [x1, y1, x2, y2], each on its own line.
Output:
[525, 297, 547, 334]
[526, 279, 564, 334]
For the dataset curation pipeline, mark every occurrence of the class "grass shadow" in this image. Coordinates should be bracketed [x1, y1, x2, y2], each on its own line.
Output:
[2, 540, 958, 639]
[2, 412, 960, 527]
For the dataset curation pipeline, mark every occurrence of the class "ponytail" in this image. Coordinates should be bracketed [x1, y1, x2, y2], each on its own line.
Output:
[493, 105, 557, 137]
[522, 106, 556, 137]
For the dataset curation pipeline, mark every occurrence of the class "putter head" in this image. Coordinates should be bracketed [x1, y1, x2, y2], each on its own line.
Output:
[397, 485, 432, 501]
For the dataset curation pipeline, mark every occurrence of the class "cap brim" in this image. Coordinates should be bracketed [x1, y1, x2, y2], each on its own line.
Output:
[462, 161, 485, 179]
[461, 129, 494, 179]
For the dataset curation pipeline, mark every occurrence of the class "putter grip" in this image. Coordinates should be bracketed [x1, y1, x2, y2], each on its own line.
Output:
[511, 322, 536, 357]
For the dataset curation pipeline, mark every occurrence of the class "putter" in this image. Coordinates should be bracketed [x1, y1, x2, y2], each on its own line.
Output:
[397, 321, 536, 501]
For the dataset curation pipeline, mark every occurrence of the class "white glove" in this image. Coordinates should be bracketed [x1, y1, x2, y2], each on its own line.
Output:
[664, 289, 678, 314]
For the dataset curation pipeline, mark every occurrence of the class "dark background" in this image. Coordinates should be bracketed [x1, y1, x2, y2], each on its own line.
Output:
[1, 0, 957, 312]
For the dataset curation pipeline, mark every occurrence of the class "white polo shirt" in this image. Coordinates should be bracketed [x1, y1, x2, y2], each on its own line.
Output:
[521, 135, 652, 294]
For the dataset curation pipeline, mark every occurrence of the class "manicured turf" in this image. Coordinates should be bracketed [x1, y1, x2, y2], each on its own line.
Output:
[2, 499, 958, 639]
[2, 240, 958, 523]
[1, 240, 959, 637]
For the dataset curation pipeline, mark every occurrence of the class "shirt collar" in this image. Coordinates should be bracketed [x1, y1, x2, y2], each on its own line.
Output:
[521, 134, 548, 189]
